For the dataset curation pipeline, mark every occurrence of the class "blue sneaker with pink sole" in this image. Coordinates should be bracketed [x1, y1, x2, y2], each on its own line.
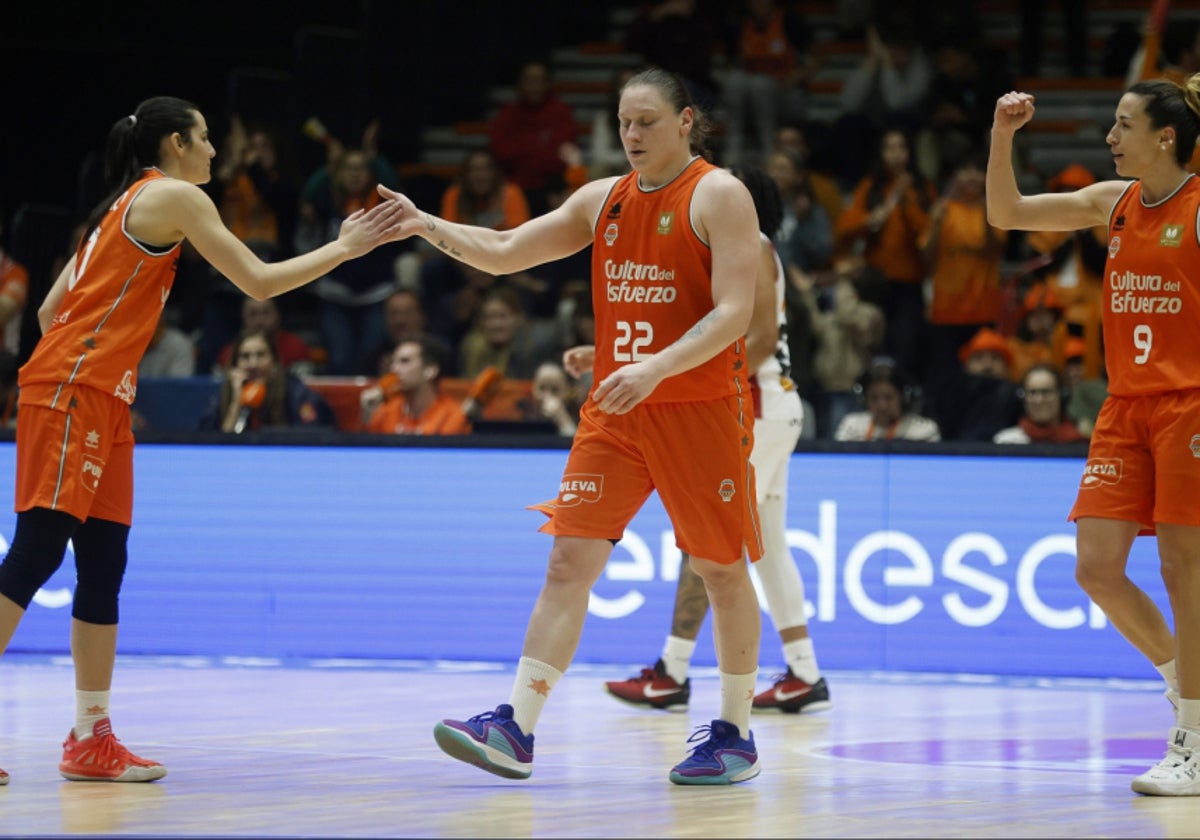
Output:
[433, 704, 534, 780]
[669, 719, 760, 785]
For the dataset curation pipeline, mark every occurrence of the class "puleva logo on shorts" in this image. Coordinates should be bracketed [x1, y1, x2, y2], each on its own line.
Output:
[718, 478, 735, 502]
[81, 456, 105, 493]
[1080, 458, 1122, 488]
[557, 473, 603, 506]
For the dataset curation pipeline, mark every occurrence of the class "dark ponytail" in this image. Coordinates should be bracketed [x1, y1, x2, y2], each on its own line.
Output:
[83, 96, 200, 242]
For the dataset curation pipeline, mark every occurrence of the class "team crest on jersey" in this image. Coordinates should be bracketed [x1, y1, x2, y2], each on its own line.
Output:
[1109, 236, 1121, 258]
[604, 223, 619, 246]
[1190, 435, 1200, 458]
[1160, 224, 1184, 247]
[717, 478, 735, 502]
[656, 212, 675, 235]
[557, 473, 604, 506]
[1080, 458, 1122, 488]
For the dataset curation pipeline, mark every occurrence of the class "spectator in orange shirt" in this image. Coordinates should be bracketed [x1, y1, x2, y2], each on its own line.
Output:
[360, 334, 471, 436]
[1007, 281, 1065, 384]
[835, 126, 937, 383]
[920, 153, 1007, 396]
[1022, 164, 1107, 380]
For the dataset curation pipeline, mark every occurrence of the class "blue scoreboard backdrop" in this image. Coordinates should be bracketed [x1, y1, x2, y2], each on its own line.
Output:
[0, 442, 1167, 680]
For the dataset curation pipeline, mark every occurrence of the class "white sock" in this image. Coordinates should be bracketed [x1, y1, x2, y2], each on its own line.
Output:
[1156, 659, 1179, 695]
[782, 637, 820, 684]
[1178, 698, 1200, 733]
[507, 656, 562, 736]
[661, 635, 696, 685]
[718, 669, 757, 740]
[74, 690, 110, 740]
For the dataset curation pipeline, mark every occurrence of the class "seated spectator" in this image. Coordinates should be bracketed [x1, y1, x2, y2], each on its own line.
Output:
[774, 123, 843, 224]
[138, 309, 196, 379]
[295, 142, 403, 375]
[1023, 165, 1107, 380]
[1062, 337, 1108, 438]
[765, 148, 833, 273]
[835, 357, 940, 441]
[457, 286, 560, 382]
[440, 149, 532, 230]
[519, 360, 580, 436]
[0, 214, 29, 356]
[792, 256, 886, 438]
[1007, 281, 1065, 384]
[216, 296, 317, 375]
[994, 363, 1087, 444]
[358, 288, 429, 377]
[930, 326, 1022, 442]
[200, 329, 335, 433]
[359, 334, 471, 436]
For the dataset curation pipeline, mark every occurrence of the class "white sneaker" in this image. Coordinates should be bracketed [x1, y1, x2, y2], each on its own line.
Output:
[1132, 727, 1200, 796]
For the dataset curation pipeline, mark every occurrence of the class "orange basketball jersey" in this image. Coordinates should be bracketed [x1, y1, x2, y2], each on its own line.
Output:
[19, 169, 180, 407]
[591, 157, 748, 404]
[1104, 176, 1200, 396]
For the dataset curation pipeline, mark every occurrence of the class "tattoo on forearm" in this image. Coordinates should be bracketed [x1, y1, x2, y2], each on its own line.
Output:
[435, 239, 463, 258]
[422, 213, 436, 232]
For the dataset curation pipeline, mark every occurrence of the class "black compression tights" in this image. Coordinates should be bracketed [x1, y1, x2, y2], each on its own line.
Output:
[0, 508, 129, 624]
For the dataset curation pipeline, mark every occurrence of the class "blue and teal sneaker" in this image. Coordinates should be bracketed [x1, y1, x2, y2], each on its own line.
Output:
[668, 719, 760, 785]
[433, 704, 534, 780]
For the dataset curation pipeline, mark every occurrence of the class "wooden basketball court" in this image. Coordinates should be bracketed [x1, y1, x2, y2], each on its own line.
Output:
[1, 655, 1198, 838]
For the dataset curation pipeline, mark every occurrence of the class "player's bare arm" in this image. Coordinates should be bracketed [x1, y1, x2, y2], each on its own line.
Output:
[377, 180, 613, 275]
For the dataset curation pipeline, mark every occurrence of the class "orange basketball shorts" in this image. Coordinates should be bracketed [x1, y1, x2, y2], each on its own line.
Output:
[528, 395, 762, 564]
[15, 383, 135, 525]
[1069, 390, 1200, 529]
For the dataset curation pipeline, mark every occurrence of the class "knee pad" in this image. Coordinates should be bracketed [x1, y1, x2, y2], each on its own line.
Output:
[0, 508, 78, 609]
[71, 518, 130, 625]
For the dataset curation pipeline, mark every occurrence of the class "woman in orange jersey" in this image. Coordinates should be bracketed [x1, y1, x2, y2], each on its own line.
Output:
[379, 68, 764, 786]
[988, 79, 1200, 796]
[0, 97, 403, 787]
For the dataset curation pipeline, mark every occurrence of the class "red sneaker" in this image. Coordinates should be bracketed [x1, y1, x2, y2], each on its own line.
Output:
[604, 659, 690, 710]
[752, 670, 832, 714]
[58, 718, 167, 782]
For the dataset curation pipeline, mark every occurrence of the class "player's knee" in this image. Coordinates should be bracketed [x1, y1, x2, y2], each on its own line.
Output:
[0, 508, 78, 609]
[71, 520, 128, 625]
